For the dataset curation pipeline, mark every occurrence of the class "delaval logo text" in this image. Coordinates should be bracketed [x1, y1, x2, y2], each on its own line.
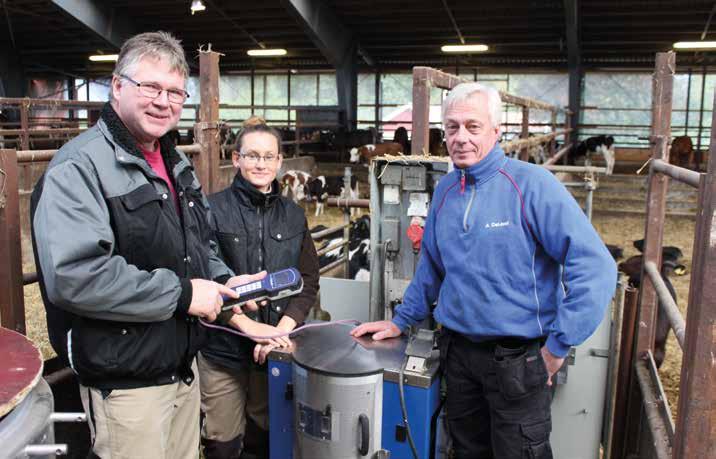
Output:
[485, 220, 510, 229]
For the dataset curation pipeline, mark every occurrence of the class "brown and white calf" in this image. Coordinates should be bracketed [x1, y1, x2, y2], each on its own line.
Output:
[280, 170, 312, 202]
[349, 142, 404, 163]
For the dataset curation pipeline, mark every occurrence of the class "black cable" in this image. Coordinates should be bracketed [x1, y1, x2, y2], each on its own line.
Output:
[399, 355, 419, 459]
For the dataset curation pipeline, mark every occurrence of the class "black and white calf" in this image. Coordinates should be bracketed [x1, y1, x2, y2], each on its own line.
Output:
[311, 216, 371, 279]
[305, 175, 359, 216]
[568, 135, 615, 174]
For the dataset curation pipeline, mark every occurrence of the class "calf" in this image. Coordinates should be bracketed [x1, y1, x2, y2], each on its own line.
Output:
[305, 175, 359, 216]
[429, 128, 448, 156]
[280, 170, 312, 202]
[568, 135, 615, 173]
[393, 127, 411, 154]
[317, 237, 345, 269]
[669, 135, 694, 170]
[350, 142, 404, 163]
[619, 240, 686, 368]
[348, 239, 370, 279]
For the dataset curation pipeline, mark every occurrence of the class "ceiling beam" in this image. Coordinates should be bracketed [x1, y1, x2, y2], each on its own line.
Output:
[281, 0, 373, 67]
[564, 0, 581, 147]
[50, 0, 133, 49]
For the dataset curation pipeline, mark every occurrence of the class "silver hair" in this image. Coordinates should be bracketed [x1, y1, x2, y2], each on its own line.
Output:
[113, 31, 189, 81]
[442, 82, 502, 128]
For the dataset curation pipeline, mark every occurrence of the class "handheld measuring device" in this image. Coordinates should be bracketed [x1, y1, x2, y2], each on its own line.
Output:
[222, 267, 303, 311]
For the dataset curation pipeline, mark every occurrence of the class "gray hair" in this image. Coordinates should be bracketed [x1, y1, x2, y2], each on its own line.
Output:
[113, 31, 189, 81]
[442, 82, 502, 128]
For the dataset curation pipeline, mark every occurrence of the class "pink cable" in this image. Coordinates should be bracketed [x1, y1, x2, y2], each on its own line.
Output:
[198, 318, 359, 340]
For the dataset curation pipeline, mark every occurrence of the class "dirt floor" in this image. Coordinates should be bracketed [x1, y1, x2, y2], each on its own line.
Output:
[22, 206, 693, 417]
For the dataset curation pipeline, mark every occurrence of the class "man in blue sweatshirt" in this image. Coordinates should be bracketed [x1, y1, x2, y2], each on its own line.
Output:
[351, 82, 617, 459]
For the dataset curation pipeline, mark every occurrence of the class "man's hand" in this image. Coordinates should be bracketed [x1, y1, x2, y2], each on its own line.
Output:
[225, 271, 267, 314]
[540, 345, 565, 386]
[350, 320, 402, 341]
[254, 342, 283, 365]
[188, 279, 239, 322]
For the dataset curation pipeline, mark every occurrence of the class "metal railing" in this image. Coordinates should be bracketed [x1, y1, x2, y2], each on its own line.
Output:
[615, 51, 716, 459]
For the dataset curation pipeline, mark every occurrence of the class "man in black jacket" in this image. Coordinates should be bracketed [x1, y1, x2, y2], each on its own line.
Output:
[31, 32, 262, 459]
[198, 118, 319, 459]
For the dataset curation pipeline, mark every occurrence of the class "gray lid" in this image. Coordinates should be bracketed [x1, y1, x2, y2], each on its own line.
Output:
[291, 323, 407, 376]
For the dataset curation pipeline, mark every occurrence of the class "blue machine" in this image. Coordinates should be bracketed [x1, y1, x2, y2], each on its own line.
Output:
[267, 324, 443, 459]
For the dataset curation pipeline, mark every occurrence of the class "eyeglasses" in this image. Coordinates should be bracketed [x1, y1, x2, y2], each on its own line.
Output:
[119, 74, 189, 104]
[240, 152, 279, 164]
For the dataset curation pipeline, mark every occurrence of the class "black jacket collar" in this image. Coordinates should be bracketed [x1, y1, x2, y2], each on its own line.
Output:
[231, 172, 280, 209]
[99, 102, 181, 173]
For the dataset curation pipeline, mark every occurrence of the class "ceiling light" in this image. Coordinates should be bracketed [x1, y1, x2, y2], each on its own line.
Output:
[89, 54, 119, 62]
[247, 48, 287, 57]
[441, 44, 489, 53]
[673, 41, 716, 50]
[190, 0, 206, 15]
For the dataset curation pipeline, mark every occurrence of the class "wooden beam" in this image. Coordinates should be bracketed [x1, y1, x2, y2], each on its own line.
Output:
[194, 48, 221, 194]
[673, 89, 716, 459]
[0, 150, 26, 334]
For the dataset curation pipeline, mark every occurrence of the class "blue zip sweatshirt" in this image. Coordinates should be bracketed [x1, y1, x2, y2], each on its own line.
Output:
[392, 144, 617, 357]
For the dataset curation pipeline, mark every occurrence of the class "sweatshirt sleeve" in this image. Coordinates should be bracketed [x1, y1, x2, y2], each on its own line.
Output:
[392, 186, 446, 332]
[526, 168, 617, 357]
[33, 159, 185, 323]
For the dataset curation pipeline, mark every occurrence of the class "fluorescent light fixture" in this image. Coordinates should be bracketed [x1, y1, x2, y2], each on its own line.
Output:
[441, 44, 489, 53]
[673, 41, 716, 50]
[190, 0, 206, 15]
[89, 54, 119, 62]
[247, 48, 287, 57]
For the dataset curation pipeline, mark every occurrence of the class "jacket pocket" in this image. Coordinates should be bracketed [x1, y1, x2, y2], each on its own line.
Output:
[494, 343, 547, 400]
[115, 183, 175, 269]
[71, 317, 183, 383]
[520, 419, 553, 459]
[215, 231, 248, 274]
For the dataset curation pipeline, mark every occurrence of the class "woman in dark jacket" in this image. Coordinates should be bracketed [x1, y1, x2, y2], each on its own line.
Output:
[198, 117, 319, 459]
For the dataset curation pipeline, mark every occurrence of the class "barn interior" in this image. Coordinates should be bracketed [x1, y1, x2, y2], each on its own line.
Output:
[1, 1, 715, 459]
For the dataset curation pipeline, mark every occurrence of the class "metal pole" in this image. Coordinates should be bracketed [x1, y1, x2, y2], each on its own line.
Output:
[368, 162, 382, 322]
[343, 167, 352, 279]
[584, 179, 595, 221]
[519, 106, 530, 161]
[697, 66, 707, 155]
[684, 68, 691, 135]
[375, 71, 381, 134]
[673, 91, 716, 459]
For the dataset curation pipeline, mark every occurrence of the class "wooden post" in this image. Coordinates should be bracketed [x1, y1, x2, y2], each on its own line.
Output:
[673, 91, 716, 459]
[636, 52, 674, 359]
[519, 106, 530, 161]
[623, 51, 674, 458]
[20, 100, 30, 150]
[195, 47, 221, 195]
[0, 150, 26, 334]
[563, 109, 572, 165]
[411, 67, 431, 156]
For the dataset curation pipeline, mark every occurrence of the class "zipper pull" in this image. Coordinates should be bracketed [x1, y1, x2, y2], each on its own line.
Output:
[460, 170, 466, 194]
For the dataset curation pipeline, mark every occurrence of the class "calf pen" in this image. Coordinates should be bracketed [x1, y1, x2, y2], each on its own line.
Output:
[609, 52, 716, 459]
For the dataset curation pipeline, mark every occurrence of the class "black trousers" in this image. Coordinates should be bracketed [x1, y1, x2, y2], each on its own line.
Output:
[442, 331, 553, 459]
